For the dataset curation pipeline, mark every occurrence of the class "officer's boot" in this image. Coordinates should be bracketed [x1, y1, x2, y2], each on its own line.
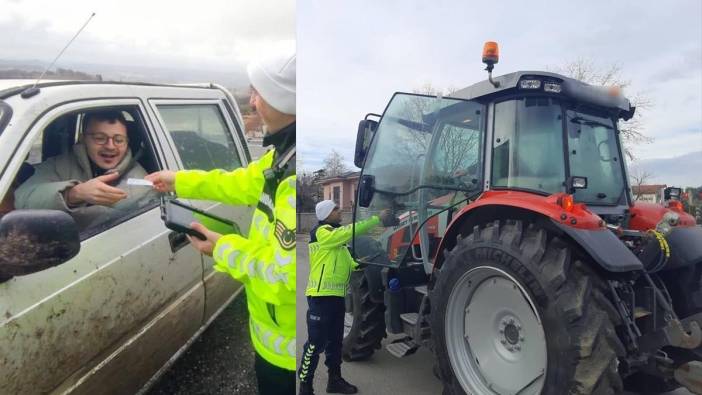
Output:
[299, 380, 315, 395]
[326, 371, 358, 394]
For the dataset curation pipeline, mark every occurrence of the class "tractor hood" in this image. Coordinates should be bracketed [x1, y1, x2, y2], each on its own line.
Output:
[629, 201, 696, 231]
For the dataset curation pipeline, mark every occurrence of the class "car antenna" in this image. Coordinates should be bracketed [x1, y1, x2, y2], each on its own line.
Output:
[21, 12, 96, 99]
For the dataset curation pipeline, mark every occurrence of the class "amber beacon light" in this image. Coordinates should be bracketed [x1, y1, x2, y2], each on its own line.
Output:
[482, 41, 500, 87]
[482, 41, 499, 65]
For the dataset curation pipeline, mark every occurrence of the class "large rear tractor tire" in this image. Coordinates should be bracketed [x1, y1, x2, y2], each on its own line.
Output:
[430, 219, 625, 395]
[342, 271, 387, 361]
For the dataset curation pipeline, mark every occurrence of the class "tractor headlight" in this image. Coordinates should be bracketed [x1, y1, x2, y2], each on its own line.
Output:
[656, 211, 680, 235]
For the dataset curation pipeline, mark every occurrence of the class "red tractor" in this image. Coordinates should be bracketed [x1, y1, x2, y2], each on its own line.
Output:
[343, 42, 702, 394]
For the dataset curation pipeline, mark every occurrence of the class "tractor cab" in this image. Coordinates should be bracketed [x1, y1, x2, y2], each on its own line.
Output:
[352, 42, 636, 270]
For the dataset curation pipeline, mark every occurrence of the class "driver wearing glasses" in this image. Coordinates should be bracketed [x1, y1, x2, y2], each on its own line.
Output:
[15, 110, 157, 230]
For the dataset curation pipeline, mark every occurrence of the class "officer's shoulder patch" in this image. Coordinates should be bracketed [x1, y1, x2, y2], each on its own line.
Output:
[275, 219, 296, 250]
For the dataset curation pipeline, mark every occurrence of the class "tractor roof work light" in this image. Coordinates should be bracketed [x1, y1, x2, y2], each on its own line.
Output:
[519, 79, 542, 89]
[544, 81, 562, 93]
[482, 41, 500, 88]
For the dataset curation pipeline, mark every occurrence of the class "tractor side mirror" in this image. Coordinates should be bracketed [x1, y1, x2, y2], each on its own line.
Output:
[0, 210, 80, 283]
[665, 187, 682, 201]
[358, 174, 376, 208]
[354, 118, 378, 168]
[566, 176, 588, 194]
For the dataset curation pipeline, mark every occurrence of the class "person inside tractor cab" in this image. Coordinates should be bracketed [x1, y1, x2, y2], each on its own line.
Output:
[14, 110, 157, 230]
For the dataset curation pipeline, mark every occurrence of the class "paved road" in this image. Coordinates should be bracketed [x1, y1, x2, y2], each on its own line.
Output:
[296, 234, 691, 395]
[146, 292, 257, 395]
[296, 234, 444, 395]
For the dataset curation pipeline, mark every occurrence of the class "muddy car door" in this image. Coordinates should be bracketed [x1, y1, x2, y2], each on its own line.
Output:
[0, 92, 206, 395]
[148, 95, 253, 322]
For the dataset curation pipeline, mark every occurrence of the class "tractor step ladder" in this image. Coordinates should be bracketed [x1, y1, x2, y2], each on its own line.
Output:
[401, 312, 419, 326]
[386, 336, 419, 358]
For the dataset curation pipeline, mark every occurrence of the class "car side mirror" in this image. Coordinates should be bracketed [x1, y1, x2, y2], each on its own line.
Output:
[358, 175, 376, 208]
[0, 210, 80, 283]
[354, 119, 378, 168]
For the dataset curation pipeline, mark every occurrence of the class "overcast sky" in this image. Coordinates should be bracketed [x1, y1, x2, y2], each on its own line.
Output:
[298, 0, 702, 186]
[0, 0, 294, 77]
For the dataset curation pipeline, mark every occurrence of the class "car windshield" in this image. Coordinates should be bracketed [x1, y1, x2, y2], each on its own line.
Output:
[566, 108, 625, 205]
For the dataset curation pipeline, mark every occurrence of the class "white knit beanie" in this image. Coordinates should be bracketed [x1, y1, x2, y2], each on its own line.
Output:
[247, 50, 296, 115]
[315, 200, 336, 221]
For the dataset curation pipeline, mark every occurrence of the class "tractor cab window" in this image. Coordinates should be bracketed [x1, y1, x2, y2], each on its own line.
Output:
[492, 97, 565, 194]
[354, 93, 485, 267]
[566, 108, 625, 205]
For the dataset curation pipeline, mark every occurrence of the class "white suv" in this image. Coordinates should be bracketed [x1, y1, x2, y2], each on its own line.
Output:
[0, 80, 254, 394]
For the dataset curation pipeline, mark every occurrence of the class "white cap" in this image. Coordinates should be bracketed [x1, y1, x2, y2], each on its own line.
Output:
[315, 200, 336, 221]
[247, 50, 296, 115]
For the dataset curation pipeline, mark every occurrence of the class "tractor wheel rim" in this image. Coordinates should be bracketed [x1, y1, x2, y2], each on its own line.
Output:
[445, 266, 547, 395]
[343, 312, 354, 338]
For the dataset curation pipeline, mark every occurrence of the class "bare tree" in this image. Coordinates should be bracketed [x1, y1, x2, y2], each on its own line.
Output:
[297, 169, 322, 212]
[553, 59, 653, 160]
[629, 167, 655, 201]
[323, 149, 349, 177]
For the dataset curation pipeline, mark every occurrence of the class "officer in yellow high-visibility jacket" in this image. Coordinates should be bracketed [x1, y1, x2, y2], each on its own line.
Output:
[299, 201, 391, 395]
[146, 51, 296, 395]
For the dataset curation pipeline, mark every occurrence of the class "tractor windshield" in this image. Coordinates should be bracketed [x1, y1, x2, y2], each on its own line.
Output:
[353, 93, 485, 267]
[566, 108, 626, 205]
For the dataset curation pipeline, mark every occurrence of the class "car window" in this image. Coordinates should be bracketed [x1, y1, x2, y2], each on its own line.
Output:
[8, 106, 161, 239]
[156, 104, 242, 171]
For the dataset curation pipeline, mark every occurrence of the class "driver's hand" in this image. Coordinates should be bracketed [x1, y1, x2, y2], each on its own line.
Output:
[65, 172, 127, 206]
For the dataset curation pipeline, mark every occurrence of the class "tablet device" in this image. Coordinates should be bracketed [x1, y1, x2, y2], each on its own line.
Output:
[161, 199, 240, 240]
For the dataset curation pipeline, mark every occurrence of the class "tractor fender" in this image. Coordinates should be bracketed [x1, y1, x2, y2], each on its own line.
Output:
[434, 191, 642, 273]
[551, 219, 642, 272]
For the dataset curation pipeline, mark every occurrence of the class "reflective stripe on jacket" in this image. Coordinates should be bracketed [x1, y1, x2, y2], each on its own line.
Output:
[306, 216, 379, 297]
[175, 149, 296, 371]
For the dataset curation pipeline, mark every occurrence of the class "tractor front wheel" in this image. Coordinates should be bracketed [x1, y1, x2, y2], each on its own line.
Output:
[430, 219, 625, 395]
[342, 271, 386, 361]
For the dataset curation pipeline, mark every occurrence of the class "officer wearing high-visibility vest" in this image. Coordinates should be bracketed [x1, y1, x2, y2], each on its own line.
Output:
[146, 51, 296, 395]
[299, 201, 391, 395]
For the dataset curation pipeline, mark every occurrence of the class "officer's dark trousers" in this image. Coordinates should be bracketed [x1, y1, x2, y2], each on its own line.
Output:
[255, 352, 295, 395]
[298, 296, 345, 383]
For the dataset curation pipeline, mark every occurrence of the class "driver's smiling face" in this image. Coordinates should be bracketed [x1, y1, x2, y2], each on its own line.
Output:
[84, 119, 129, 170]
